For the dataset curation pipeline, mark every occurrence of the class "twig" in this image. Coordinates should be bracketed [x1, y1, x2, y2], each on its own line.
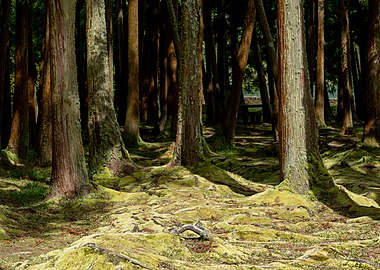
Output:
[83, 243, 152, 270]
[170, 221, 212, 240]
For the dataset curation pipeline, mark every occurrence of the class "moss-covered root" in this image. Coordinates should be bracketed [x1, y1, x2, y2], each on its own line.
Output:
[0, 150, 20, 165]
[316, 185, 380, 219]
[187, 161, 267, 195]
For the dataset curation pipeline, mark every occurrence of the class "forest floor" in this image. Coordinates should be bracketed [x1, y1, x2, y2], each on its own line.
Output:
[0, 122, 380, 269]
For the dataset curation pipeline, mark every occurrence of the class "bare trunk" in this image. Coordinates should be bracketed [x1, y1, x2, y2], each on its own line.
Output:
[0, 0, 11, 148]
[315, 0, 325, 126]
[277, 0, 334, 195]
[7, 0, 30, 159]
[340, 0, 353, 134]
[363, 0, 380, 146]
[36, 2, 52, 165]
[49, 0, 90, 199]
[124, 0, 141, 147]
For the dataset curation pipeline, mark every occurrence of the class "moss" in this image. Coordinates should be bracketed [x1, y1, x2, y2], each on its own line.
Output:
[1, 150, 19, 165]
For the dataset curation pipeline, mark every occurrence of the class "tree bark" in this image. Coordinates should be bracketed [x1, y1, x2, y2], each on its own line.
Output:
[7, 0, 31, 159]
[49, 0, 90, 199]
[363, 0, 380, 146]
[124, 0, 141, 147]
[222, 0, 256, 145]
[315, 0, 325, 127]
[86, 0, 134, 176]
[0, 0, 11, 148]
[115, 0, 127, 124]
[167, 0, 203, 166]
[340, 0, 353, 134]
[277, 0, 334, 195]
[35, 2, 52, 165]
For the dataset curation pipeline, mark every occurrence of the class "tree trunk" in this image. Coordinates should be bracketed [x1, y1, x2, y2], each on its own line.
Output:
[0, 0, 11, 148]
[222, 0, 256, 145]
[7, 0, 30, 159]
[340, 0, 353, 134]
[124, 0, 141, 147]
[167, 0, 203, 166]
[315, 0, 325, 127]
[86, 0, 134, 176]
[254, 0, 279, 86]
[35, 2, 52, 165]
[363, 0, 380, 146]
[252, 26, 272, 122]
[277, 0, 334, 195]
[115, 0, 127, 124]
[49, 0, 90, 199]
[306, 0, 316, 94]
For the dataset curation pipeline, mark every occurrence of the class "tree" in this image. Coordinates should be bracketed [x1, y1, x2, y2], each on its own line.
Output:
[124, 0, 141, 146]
[339, 0, 353, 134]
[363, 0, 380, 146]
[277, 0, 334, 194]
[166, 0, 203, 165]
[86, 0, 135, 176]
[315, 0, 326, 127]
[0, 0, 11, 148]
[222, 0, 256, 145]
[7, 0, 32, 159]
[35, 1, 52, 165]
[49, 0, 90, 198]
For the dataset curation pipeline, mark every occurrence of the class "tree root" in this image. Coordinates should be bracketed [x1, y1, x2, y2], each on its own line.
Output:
[83, 243, 152, 270]
[170, 221, 212, 240]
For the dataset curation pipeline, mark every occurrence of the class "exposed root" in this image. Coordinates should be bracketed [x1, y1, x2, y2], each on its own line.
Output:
[170, 221, 212, 241]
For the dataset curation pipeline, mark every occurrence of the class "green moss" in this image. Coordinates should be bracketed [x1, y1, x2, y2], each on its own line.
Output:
[1, 150, 19, 165]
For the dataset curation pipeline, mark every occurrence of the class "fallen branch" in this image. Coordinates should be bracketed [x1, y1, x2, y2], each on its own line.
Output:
[83, 243, 152, 270]
[170, 221, 212, 240]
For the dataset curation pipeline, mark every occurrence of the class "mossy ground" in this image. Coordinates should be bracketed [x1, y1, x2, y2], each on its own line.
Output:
[0, 122, 379, 269]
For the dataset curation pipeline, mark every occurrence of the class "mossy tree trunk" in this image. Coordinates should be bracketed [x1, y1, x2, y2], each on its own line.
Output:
[49, 0, 90, 199]
[277, 0, 334, 195]
[166, 0, 203, 166]
[222, 0, 256, 146]
[124, 0, 141, 147]
[363, 0, 380, 146]
[86, 0, 134, 176]
[0, 0, 11, 148]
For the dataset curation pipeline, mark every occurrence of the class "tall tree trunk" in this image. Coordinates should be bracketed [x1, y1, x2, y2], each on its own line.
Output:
[277, 0, 334, 194]
[115, 0, 127, 124]
[0, 0, 11, 148]
[167, 0, 203, 166]
[86, 0, 134, 176]
[363, 0, 380, 146]
[124, 0, 141, 147]
[315, 0, 325, 126]
[340, 0, 353, 134]
[158, 2, 169, 133]
[7, 0, 30, 159]
[222, 0, 256, 145]
[204, 0, 220, 124]
[252, 26, 272, 122]
[49, 0, 90, 199]
[35, 1, 52, 165]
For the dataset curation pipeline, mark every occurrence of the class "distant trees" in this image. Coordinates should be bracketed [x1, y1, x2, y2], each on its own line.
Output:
[0, 0, 380, 199]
